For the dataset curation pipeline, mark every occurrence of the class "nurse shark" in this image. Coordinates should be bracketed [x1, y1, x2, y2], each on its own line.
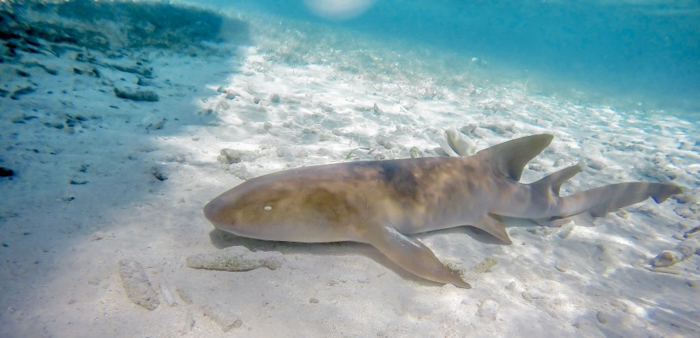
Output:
[203, 134, 683, 288]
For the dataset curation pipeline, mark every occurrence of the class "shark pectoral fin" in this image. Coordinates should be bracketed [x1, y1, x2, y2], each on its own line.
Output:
[366, 225, 471, 289]
[473, 213, 512, 244]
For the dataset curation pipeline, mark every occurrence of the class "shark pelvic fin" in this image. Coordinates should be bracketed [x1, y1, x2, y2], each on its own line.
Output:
[476, 134, 553, 181]
[472, 213, 512, 244]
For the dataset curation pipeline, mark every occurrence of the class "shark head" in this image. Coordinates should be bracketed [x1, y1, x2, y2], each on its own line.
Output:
[203, 177, 300, 240]
[203, 171, 362, 243]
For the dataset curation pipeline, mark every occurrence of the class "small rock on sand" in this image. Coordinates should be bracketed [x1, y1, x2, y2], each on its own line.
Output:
[201, 304, 243, 332]
[409, 146, 422, 158]
[596, 311, 608, 324]
[118, 259, 160, 310]
[218, 148, 249, 164]
[651, 251, 680, 268]
[586, 158, 606, 170]
[675, 204, 700, 219]
[376, 135, 394, 149]
[150, 166, 168, 181]
[477, 299, 499, 321]
[650, 239, 700, 269]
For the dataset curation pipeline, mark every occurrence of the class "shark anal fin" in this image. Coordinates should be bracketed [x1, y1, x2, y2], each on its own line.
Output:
[473, 213, 512, 244]
[366, 225, 471, 289]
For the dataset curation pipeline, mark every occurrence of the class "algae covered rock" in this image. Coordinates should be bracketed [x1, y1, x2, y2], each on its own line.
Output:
[471, 257, 498, 273]
[186, 246, 283, 272]
[118, 259, 160, 310]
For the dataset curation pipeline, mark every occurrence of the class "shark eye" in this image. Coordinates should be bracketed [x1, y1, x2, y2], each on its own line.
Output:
[263, 205, 272, 211]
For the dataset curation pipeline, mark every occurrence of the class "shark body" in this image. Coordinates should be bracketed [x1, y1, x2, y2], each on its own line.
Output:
[203, 134, 683, 288]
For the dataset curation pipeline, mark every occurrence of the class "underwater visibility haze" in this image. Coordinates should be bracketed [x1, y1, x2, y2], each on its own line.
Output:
[203, 0, 700, 114]
[0, 0, 699, 337]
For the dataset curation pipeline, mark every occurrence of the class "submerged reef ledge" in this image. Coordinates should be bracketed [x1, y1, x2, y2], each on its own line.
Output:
[0, 0, 250, 52]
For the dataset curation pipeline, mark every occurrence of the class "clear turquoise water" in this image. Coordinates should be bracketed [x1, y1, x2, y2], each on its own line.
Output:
[199, 0, 700, 116]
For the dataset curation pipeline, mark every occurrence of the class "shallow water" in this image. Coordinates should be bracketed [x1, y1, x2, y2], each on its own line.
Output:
[200, 0, 700, 115]
[0, 1, 698, 337]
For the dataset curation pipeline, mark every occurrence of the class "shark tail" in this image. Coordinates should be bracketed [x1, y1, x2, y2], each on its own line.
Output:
[531, 165, 683, 225]
[556, 182, 683, 219]
[477, 134, 684, 225]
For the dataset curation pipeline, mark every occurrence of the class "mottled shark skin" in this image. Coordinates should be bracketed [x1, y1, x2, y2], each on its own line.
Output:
[203, 134, 683, 288]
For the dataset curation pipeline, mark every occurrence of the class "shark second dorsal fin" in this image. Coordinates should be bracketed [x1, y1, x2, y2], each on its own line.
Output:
[476, 134, 554, 181]
[533, 164, 583, 196]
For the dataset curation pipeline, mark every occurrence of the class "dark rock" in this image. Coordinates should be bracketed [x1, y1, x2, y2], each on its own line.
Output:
[151, 166, 168, 181]
[11, 114, 37, 123]
[23, 61, 58, 75]
[114, 87, 159, 102]
[23, 36, 41, 47]
[111, 64, 152, 78]
[73, 66, 99, 77]
[0, 167, 15, 177]
[137, 77, 152, 86]
[10, 85, 35, 99]
[15, 68, 30, 77]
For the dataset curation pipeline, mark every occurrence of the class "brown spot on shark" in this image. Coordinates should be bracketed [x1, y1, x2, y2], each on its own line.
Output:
[203, 134, 684, 288]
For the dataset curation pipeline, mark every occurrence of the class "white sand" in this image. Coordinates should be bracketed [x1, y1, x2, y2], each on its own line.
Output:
[1, 4, 699, 338]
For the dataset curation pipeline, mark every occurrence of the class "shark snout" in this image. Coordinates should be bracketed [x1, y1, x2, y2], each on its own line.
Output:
[203, 197, 234, 229]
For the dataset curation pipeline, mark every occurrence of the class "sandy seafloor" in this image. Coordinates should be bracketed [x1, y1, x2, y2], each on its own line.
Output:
[1, 2, 699, 337]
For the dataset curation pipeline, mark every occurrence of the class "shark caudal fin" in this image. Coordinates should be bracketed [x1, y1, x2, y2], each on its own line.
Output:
[539, 182, 684, 225]
[533, 181, 683, 226]
[529, 162, 683, 223]
[476, 134, 554, 181]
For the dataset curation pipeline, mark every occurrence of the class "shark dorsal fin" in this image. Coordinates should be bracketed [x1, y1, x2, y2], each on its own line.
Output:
[476, 134, 554, 181]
